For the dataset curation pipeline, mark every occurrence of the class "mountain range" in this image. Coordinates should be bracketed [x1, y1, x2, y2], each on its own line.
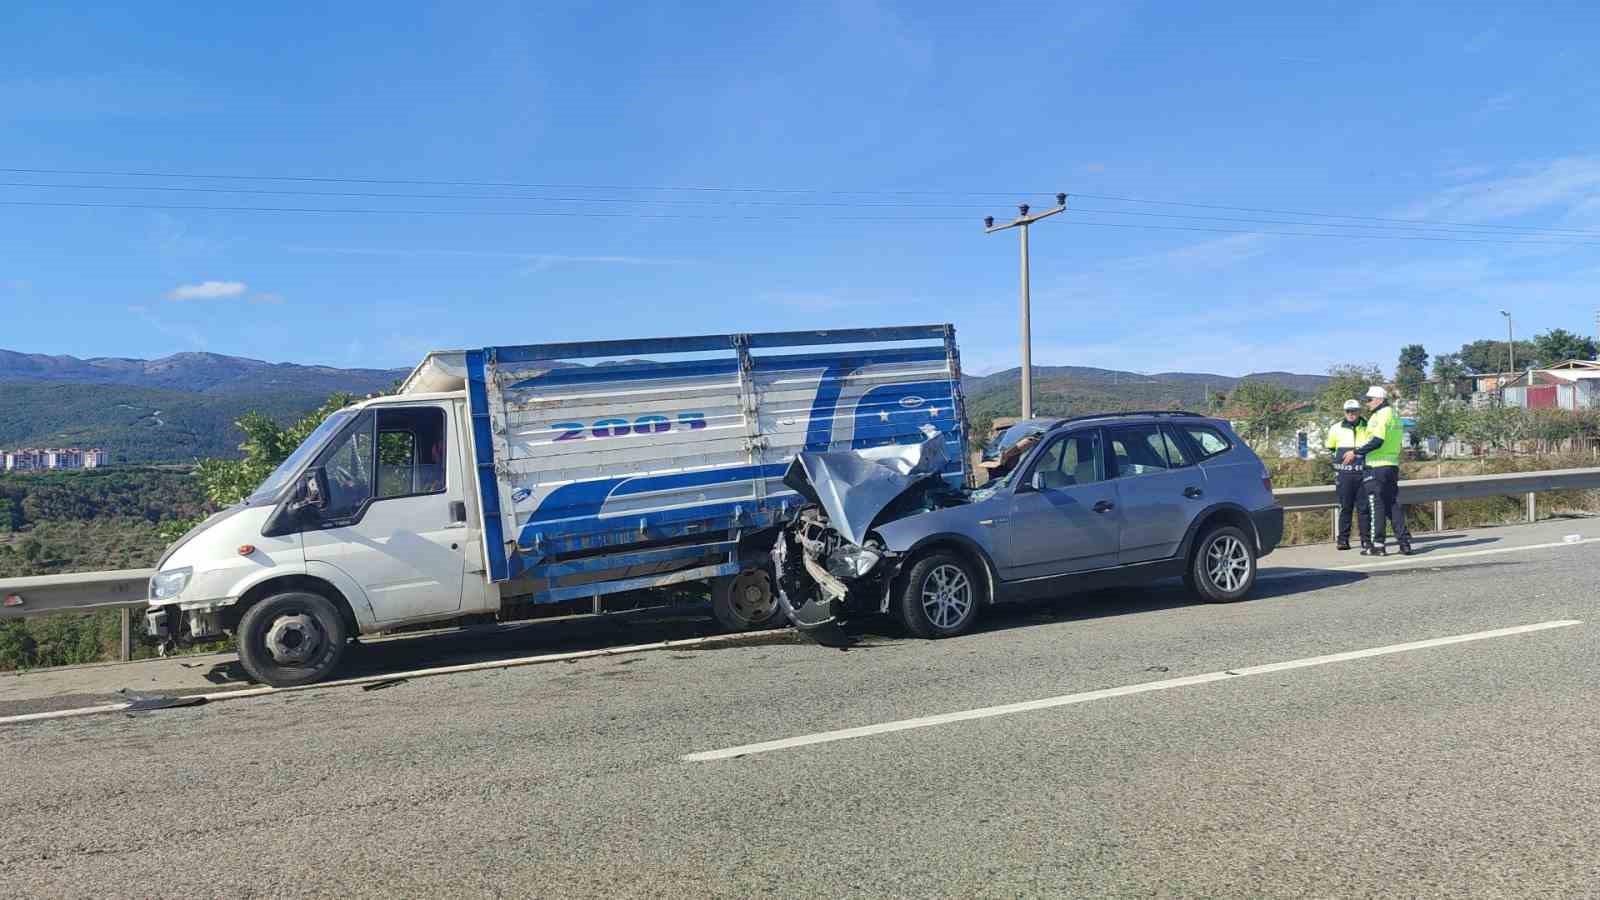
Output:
[0, 350, 1327, 463]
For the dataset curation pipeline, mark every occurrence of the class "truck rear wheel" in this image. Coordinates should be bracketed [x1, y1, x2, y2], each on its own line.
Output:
[711, 569, 785, 631]
[236, 591, 349, 687]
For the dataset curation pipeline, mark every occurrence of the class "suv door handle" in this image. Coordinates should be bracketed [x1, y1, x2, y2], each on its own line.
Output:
[1184, 487, 1204, 499]
[1092, 500, 1115, 513]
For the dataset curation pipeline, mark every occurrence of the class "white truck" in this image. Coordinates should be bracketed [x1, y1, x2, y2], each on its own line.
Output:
[145, 326, 969, 686]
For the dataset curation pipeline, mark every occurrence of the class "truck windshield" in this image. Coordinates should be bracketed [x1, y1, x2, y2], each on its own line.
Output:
[246, 409, 359, 504]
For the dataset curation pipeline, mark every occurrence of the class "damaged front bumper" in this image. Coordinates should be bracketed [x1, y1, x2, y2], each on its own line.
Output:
[771, 429, 963, 636]
[771, 508, 904, 634]
[145, 603, 226, 644]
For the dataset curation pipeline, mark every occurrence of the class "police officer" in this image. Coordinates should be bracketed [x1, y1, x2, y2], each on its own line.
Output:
[1325, 399, 1371, 551]
[1343, 385, 1413, 556]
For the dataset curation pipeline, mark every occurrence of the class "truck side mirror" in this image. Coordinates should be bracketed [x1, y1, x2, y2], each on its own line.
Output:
[303, 470, 327, 510]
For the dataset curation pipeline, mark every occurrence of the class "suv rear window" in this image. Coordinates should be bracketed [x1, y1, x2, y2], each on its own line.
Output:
[1182, 425, 1232, 460]
[1107, 424, 1188, 477]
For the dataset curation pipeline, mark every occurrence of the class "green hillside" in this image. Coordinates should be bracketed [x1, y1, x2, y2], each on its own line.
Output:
[964, 376, 1201, 443]
[0, 382, 332, 463]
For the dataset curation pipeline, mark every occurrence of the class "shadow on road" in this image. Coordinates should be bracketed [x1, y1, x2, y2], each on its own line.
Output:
[197, 604, 796, 687]
[817, 568, 1372, 647]
[1404, 536, 1499, 553]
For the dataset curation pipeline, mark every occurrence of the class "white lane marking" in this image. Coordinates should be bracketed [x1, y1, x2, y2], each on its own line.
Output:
[0, 628, 790, 727]
[1331, 537, 1600, 570]
[682, 620, 1582, 762]
[1254, 535, 1600, 583]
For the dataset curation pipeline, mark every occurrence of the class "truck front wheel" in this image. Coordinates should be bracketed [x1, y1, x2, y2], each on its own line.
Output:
[236, 591, 349, 687]
[711, 569, 786, 631]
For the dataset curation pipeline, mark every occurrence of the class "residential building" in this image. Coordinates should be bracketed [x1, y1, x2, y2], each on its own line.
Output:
[2, 448, 110, 471]
[1501, 360, 1600, 411]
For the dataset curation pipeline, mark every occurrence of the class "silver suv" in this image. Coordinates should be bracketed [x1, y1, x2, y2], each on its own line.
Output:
[773, 412, 1283, 639]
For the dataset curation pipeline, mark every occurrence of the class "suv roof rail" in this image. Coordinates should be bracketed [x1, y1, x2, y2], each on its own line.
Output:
[1051, 409, 1209, 427]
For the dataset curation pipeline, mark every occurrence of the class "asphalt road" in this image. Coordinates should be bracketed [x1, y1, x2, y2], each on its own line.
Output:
[2, 521, 1598, 898]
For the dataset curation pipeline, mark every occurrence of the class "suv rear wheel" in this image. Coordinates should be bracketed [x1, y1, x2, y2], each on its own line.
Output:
[896, 552, 981, 638]
[1189, 525, 1257, 602]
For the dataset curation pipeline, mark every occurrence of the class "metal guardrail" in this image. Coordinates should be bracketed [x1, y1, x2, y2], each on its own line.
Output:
[3, 466, 1599, 661]
[1273, 466, 1600, 510]
[1, 568, 153, 661]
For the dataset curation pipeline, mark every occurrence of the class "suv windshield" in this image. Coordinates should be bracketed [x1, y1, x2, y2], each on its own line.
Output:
[246, 408, 359, 504]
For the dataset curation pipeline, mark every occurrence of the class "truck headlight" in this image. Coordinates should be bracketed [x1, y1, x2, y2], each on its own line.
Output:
[827, 545, 881, 579]
[151, 567, 193, 600]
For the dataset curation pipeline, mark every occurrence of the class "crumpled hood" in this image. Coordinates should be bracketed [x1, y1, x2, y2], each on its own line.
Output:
[781, 430, 949, 546]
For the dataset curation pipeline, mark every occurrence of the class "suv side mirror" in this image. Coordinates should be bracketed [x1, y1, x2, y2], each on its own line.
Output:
[1030, 472, 1047, 493]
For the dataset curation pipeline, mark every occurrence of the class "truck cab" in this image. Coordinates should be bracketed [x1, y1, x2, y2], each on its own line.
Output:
[146, 390, 492, 685]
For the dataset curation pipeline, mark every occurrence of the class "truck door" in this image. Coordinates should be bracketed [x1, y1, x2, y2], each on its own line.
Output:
[301, 404, 467, 623]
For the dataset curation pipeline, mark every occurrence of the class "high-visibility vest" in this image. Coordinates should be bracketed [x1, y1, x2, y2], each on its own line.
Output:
[1325, 418, 1367, 450]
[1365, 404, 1403, 468]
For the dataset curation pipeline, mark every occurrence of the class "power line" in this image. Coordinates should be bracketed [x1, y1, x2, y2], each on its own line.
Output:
[1050, 218, 1600, 247]
[1064, 206, 1600, 238]
[0, 180, 975, 210]
[7, 197, 1599, 247]
[0, 166, 1026, 197]
[3, 165, 1583, 237]
[6, 179, 1599, 237]
[1070, 192, 1580, 236]
[0, 198, 968, 222]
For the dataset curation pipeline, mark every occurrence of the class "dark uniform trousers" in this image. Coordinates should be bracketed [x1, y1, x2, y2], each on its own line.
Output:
[1334, 465, 1371, 547]
[1361, 465, 1411, 548]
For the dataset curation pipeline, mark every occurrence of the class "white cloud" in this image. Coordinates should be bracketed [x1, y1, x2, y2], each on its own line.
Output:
[1400, 156, 1600, 221]
[1155, 233, 1269, 270]
[167, 280, 248, 301]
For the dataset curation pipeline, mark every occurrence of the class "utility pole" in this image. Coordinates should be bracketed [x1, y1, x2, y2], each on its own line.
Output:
[985, 193, 1067, 419]
[1500, 309, 1515, 378]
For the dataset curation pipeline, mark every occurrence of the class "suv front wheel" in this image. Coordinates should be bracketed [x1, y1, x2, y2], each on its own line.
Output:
[1189, 525, 1257, 602]
[896, 552, 981, 638]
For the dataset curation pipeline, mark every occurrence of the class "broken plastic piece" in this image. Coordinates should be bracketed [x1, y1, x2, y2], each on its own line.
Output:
[124, 696, 208, 712]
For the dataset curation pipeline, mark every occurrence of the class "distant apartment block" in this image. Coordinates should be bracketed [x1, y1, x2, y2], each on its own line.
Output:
[2, 447, 110, 471]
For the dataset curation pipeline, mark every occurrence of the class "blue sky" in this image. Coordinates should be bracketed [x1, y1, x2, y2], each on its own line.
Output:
[2, 1, 1598, 377]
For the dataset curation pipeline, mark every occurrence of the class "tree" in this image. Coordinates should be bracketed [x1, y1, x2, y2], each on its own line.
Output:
[1431, 352, 1470, 397]
[194, 393, 357, 507]
[1528, 408, 1581, 454]
[1316, 364, 1385, 421]
[1457, 338, 1537, 374]
[1229, 380, 1300, 446]
[1395, 345, 1428, 398]
[1531, 329, 1598, 367]
[1458, 403, 1530, 455]
[1412, 384, 1461, 456]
